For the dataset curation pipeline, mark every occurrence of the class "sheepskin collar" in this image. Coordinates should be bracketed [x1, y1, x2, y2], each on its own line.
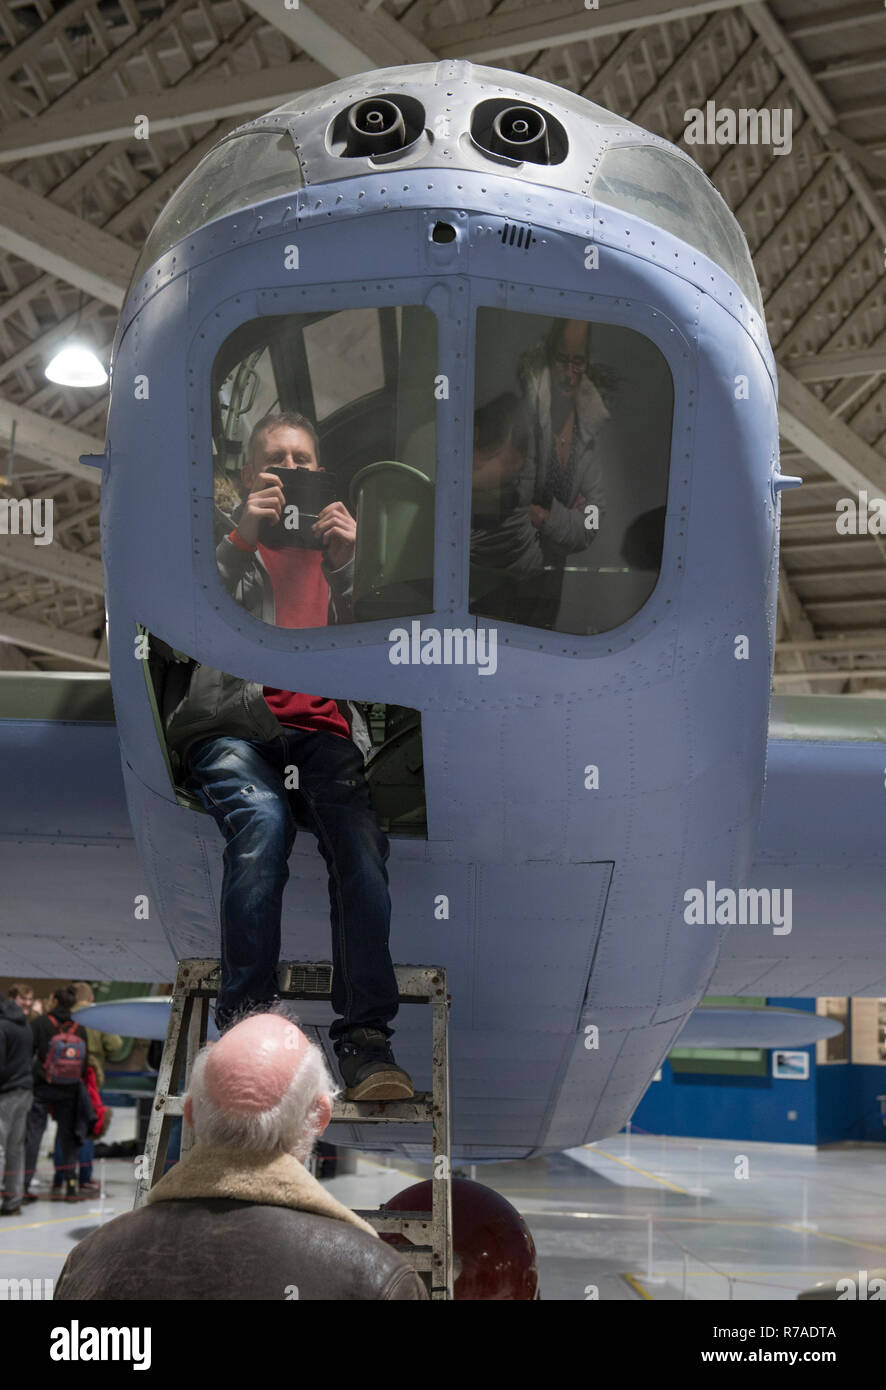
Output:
[146, 1142, 377, 1237]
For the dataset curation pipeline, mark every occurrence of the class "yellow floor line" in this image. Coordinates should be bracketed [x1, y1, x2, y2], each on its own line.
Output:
[781, 1225, 886, 1255]
[622, 1272, 653, 1299]
[0, 1248, 66, 1258]
[0, 1215, 101, 1231]
[517, 1206, 886, 1255]
[587, 1146, 689, 1194]
[650, 1214, 886, 1255]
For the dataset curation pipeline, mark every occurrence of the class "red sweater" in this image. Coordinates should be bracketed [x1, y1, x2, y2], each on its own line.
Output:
[230, 530, 349, 739]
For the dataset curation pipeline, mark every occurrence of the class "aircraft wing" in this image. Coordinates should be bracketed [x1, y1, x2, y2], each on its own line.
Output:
[71, 996, 840, 1049]
[708, 695, 886, 998]
[4, 677, 885, 1003]
[0, 673, 175, 980]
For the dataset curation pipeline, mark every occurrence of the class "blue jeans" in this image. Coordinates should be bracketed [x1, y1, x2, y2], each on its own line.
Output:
[53, 1136, 93, 1187]
[184, 728, 398, 1043]
[25, 1086, 80, 1192]
[0, 1087, 31, 1208]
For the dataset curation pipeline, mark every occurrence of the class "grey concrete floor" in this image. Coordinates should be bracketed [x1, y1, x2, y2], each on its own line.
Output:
[3, 1112, 884, 1301]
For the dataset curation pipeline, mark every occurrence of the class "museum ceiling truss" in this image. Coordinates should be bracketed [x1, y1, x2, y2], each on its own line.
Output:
[0, 0, 885, 689]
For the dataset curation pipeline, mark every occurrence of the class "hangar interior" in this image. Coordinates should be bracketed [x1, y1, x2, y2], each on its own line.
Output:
[1, 0, 886, 1304]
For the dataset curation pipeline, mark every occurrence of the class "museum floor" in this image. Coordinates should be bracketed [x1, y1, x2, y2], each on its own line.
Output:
[4, 1120, 884, 1301]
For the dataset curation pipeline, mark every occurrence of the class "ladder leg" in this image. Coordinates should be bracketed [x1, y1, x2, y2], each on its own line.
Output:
[430, 975, 453, 1299]
[133, 964, 203, 1208]
[179, 993, 208, 1159]
[132, 957, 455, 1303]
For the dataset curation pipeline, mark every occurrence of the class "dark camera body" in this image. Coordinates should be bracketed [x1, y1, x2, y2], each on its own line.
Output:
[259, 466, 341, 550]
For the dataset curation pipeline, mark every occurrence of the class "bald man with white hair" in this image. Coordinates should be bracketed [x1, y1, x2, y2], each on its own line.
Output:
[53, 1014, 427, 1301]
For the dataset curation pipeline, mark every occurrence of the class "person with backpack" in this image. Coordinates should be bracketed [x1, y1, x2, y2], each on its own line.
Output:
[24, 985, 89, 1203]
[0, 991, 33, 1215]
[50, 983, 120, 1196]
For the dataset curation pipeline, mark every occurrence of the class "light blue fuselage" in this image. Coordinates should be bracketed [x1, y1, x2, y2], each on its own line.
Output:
[103, 167, 780, 1158]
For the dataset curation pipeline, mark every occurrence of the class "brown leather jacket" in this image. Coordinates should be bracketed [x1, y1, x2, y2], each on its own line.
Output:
[53, 1143, 427, 1302]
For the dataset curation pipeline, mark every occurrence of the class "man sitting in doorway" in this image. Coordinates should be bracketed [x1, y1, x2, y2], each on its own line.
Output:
[158, 412, 413, 1101]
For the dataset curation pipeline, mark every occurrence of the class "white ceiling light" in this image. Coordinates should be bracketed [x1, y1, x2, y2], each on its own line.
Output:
[45, 343, 108, 388]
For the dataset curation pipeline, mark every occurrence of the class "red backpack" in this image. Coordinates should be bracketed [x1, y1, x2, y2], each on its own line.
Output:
[43, 1015, 87, 1085]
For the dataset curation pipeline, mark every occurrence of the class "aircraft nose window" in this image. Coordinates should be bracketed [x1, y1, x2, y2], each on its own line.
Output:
[591, 144, 764, 316]
[211, 305, 437, 629]
[131, 132, 304, 287]
[470, 308, 672, 635]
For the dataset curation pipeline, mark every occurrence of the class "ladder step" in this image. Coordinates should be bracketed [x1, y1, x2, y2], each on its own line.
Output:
[379, 1246, 434, 1271]
[395, 1248, 433, 1270]
[354, 1211, 434, 1236]
[155, 1095, 185, 1117]
[279, 962, 333, 995]
[330, 1096, 434, 1123]
[155, 1096, 435, 1125]
[278, 961, 446, 1004]
[135, 958, 453, 1296]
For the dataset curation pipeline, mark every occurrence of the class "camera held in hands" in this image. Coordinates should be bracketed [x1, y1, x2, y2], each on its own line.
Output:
[259, 466, 341, 550]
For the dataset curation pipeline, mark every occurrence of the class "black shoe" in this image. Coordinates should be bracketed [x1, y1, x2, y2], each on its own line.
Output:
[0, 1204, 22, 1216]
[335, 1028, 415, 1101]
[21, 1192, 39, 1205]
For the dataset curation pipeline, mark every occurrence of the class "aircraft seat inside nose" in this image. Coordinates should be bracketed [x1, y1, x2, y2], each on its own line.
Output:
[350, 460, 434, 623]
[362, 705, 426, 834]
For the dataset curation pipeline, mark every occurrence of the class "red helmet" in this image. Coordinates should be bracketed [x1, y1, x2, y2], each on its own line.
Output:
[382, 1176, 539, 1300]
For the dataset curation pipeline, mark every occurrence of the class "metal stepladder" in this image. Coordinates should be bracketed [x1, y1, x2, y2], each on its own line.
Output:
[133, 958, 454, 1299]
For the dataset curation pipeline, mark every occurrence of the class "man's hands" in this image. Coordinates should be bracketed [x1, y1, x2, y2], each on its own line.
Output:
[234, 473, 356, 567]
[235, 470, 284, 547]
[529, 504, 550, 530]
[314, 500, 356, 569]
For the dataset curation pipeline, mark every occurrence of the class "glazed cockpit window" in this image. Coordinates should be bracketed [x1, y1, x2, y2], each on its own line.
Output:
[304, 310, 386, 420]
[470, 308, 672, 635]
[211, 305, 436, 629]
[131, 131, 304, 285]
[592, 144, 764, 316]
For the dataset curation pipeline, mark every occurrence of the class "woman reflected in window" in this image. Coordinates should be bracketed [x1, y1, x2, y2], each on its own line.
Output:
[517, 319, 611, 628]
[469, 392, 545, 625]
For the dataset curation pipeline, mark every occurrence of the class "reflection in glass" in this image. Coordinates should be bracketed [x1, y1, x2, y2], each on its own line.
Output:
[471, 308, 673, 635]
[470, 392, 544, 625]
[211, 306, 436, 630]
[592, 145, 764, 316]
[131, 132, 304, 286]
